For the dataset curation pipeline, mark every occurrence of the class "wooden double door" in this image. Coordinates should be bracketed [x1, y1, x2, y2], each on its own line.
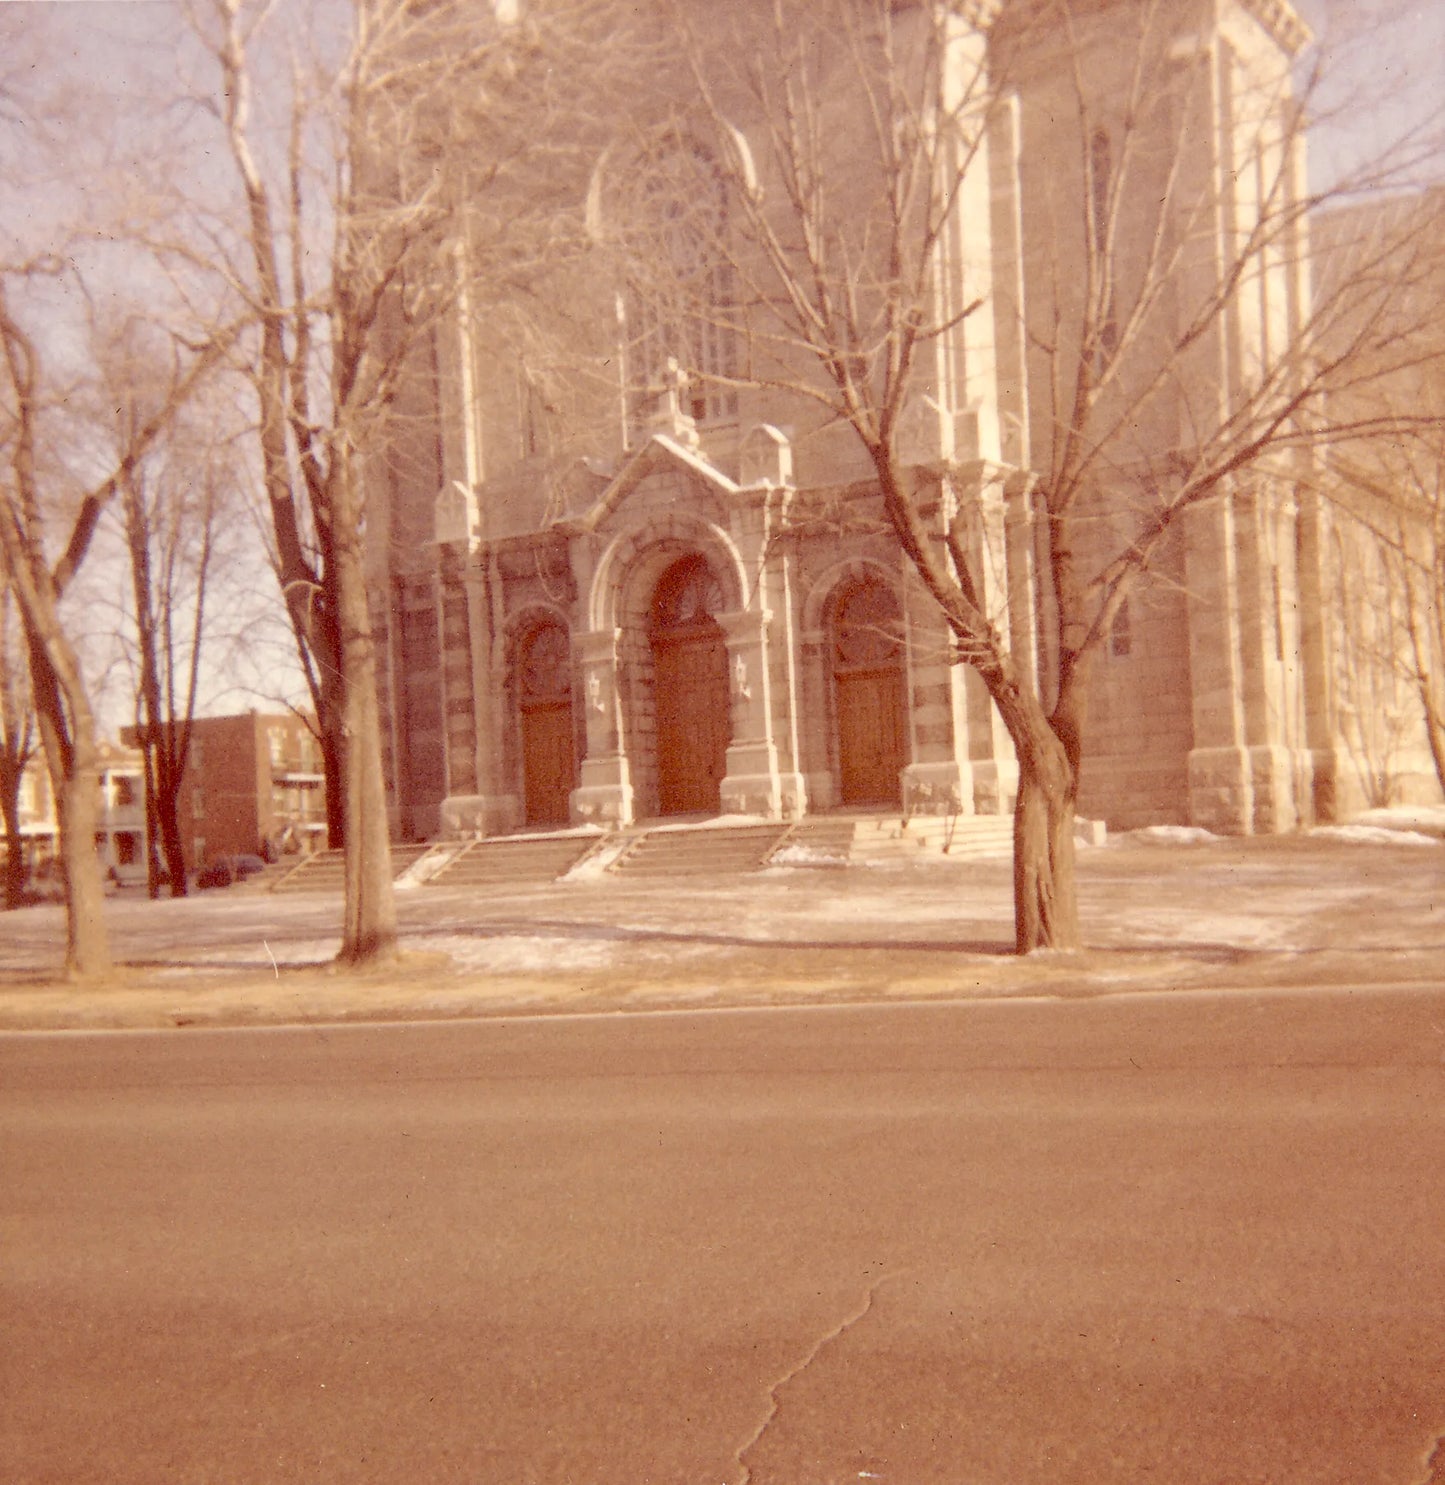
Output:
[833, 579, 907, 807]
[518, 621, 577, 826]
[521, 702, 575, 825]
[653, 626, 729, 815]
[650, 555, 731, 816]
[836, 667, 907, 806]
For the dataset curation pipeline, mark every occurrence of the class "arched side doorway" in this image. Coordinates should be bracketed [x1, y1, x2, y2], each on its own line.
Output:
[832, 579, 907, 807]
[650, 555, 729, 815]
[517, 620, 577, 826]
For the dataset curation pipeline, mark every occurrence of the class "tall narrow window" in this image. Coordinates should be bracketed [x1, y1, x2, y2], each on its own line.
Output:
[616, 138, 740, 440]
[1089, 128, 1118, 362]
[1109, 597, 1132, 659]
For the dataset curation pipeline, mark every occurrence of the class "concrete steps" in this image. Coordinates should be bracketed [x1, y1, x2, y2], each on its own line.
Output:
[250, 811, 1018, 894]
[851, 813, 1014, 861]
[772, 812, 1014, 865]
[268, 842, 432, 894]
[769, 818, 857, 866]
[426, 832, 601, 888]
[609, 822, 793, 877]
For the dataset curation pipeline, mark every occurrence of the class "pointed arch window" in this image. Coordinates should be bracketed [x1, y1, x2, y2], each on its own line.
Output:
[614, 137, 741, 439]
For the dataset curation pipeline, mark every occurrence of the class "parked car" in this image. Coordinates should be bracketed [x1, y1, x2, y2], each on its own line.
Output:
[195, 854, 268, 890]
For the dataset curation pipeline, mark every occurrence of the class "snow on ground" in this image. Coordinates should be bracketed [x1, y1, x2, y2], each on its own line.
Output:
[768, 844, 848, 867]
[1352, 804, 1445, 836]
[1128, 825, 1222, 846]
[647, 813, 774, 832]
[1, 829, 1442, 1028]
[1309, 825, 1439, 847]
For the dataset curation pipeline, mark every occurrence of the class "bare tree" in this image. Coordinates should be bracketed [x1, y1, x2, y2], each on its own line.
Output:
[104, 358, 231, 900]
[1301, 178, 1445, 808]
[186, 0, 649, 964]
[1324, 417, 1445, 805]
[621, 0, 1443, 951]
[0, 271, 224, 976]
[0, 561, 37, 909]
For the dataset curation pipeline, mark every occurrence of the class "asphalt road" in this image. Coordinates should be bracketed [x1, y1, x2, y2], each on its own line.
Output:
[3, 989, 1444, 1484]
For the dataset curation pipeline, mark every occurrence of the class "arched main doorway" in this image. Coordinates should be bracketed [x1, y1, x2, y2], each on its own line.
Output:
[832, 578, 907, 807]
[649, 555, 729, 815]
[517, 620, 577, 826]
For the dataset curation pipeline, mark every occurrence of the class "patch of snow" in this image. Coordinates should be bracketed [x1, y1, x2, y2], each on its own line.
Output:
[1352, 805, 1445, 836]
[562, 840, 632, 879]
[1309, 825, 1439, 848]
[394, 844, 463, 889]
[408, 934, 618, 973]
[497, 824, 606, 842]
[1115, 911, 1296, 950]
[647, 814, 772, 833]
[768, 844, 848, 867]
[1128, 825, 1221, 846]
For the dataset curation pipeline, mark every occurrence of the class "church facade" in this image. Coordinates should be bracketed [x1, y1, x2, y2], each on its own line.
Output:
[365, 0, 1433, 847]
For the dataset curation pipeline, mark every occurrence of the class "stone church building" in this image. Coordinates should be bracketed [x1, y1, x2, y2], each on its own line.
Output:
[365, 0, 1431, 848]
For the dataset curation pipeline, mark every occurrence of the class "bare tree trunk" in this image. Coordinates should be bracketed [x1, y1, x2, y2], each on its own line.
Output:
[141, 755, 162, 898]
[1012, 742, 1082, 955]
[29, 641, 111, 979]
[988, 673, 1082, 954]
[0, 773, 25, 909]
[332, 458, 396, 965]
[156, 740, 191, 897]
[0, 587, 32, 910]
[319, 680, 346, 851]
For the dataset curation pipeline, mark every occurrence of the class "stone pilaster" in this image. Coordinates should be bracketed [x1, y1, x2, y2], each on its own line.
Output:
[1185, 498, 1255, 832]
[569, 626, 635, 828]
[717, 608, 803, 818]
[436, 547, 517, 838]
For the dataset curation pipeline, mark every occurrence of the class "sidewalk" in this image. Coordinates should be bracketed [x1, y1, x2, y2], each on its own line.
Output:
[1, 832, 1442, 1031]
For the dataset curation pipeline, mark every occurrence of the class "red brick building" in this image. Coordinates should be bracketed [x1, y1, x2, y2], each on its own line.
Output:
[123, 712, 326, 872]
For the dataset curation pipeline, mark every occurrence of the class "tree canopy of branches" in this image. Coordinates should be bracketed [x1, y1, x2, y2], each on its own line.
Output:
[625, 0, 1445, 951]
[0, 272, 225, 976]
[188, 0, 646, 964]
[94, 327, 236, 900]
[1315, 189, 1445, 804]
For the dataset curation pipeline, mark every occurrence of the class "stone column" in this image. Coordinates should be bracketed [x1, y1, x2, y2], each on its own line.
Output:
[717, 608, 797, 818]
[569, 626, 634, 828]
[1185, 497, 1255, 832]
[436, 547, 519, 839]
[914, 463, 1017, 817]
[901, 583, 974, 818]
[471, 553, 521, 835]
[1232, 490, 1302, 832]
[1296, 487, 1339, 822]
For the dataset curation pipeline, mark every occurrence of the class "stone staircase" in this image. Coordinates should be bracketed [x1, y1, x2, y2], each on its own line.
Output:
[772, 812, 1014, 865]
[608, 821, 793, 877]
[267, 842, 433, 895]
[425, 832, 601, 888]
[246, 812, 1018, 894]
[852, 812, 1014, 861]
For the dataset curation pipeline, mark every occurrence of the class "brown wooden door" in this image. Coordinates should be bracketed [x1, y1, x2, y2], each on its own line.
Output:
[654, 629, 729, 815]
[837, 667, 906, 806]
[521, 702, 575, 825]
[517, 621, 575, 826]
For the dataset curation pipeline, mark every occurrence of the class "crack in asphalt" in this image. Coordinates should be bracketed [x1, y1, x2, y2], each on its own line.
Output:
[731, 1270, 898, 1485]
[1418, 1434, 1445, 1484]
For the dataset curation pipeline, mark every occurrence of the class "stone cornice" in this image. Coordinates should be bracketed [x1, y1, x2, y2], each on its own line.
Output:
[1237, 0, 1311, 58]
[957, 0, 1003, 25]
[989, 0, 1309, 55]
